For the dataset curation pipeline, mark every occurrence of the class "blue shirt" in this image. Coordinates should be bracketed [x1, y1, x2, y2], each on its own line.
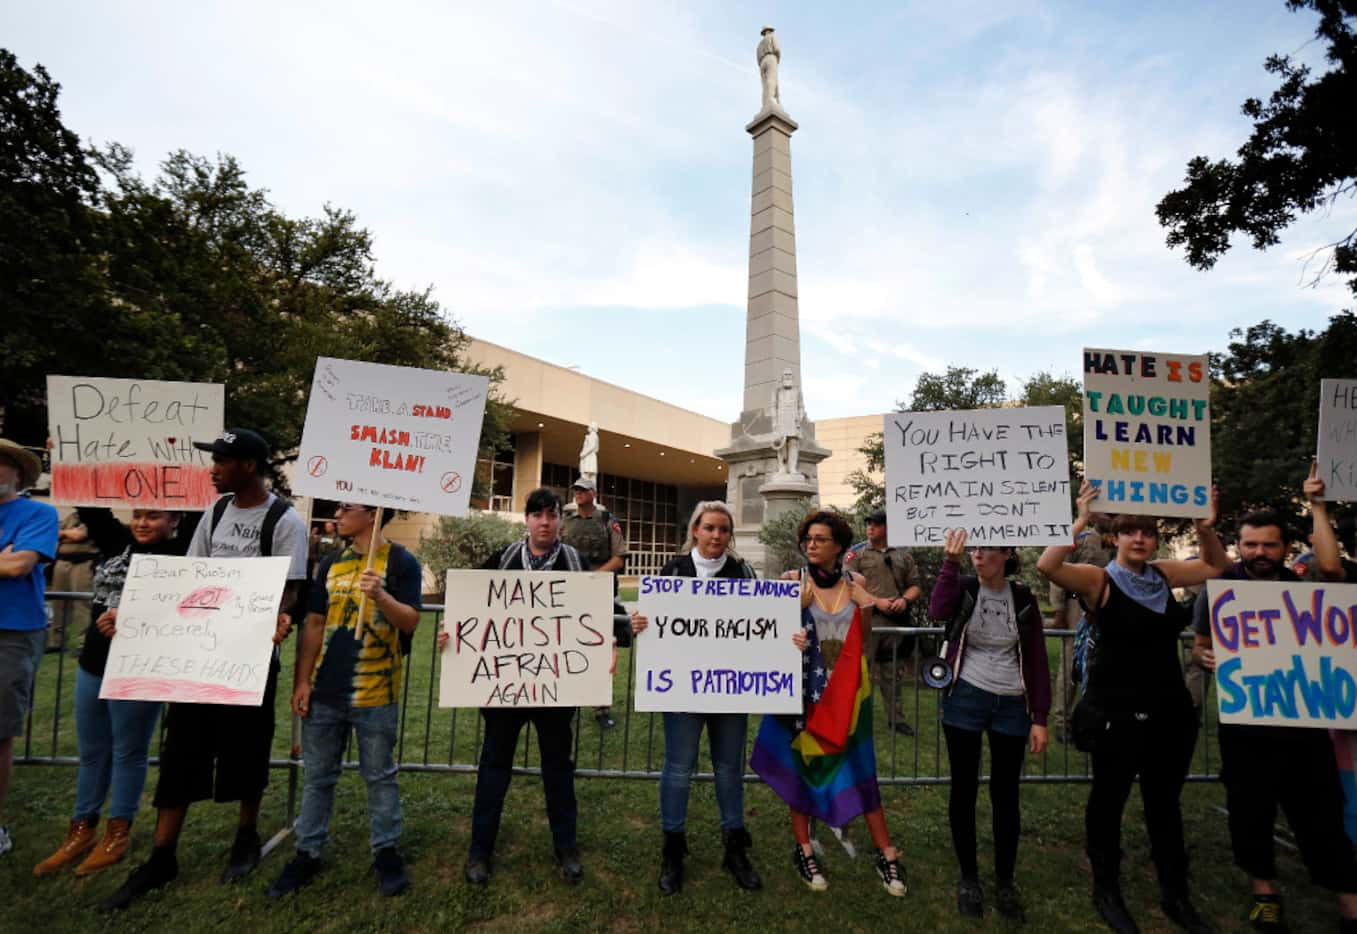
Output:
[0, 496, 60, 631]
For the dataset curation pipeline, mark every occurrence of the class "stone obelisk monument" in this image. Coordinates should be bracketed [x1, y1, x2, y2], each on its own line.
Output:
[717, 26, 829, 573]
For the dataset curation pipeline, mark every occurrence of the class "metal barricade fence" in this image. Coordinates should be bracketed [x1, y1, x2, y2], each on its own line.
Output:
[25, 592, 1220, 829]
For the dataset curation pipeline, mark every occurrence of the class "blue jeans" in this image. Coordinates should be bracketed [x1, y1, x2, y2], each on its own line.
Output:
[940, 679, 1031, 738]
[294, 700, 401, 856]
[73, 667, 163, 821]
[660, 712, 748, 833]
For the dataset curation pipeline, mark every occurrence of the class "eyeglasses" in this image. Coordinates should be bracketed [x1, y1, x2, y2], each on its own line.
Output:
[802, 535, 835, 546]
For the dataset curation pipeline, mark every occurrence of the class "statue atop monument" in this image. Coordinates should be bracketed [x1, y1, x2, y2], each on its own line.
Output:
[769, 367, 805, 479]
[578, 422, 599, 484]
[757, 26, 781, 112]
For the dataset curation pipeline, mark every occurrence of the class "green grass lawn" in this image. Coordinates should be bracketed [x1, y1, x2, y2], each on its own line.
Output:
[3, 606, 1342, 931]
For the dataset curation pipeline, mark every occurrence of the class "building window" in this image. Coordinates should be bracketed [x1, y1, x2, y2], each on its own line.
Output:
[473, 435, 516, 512]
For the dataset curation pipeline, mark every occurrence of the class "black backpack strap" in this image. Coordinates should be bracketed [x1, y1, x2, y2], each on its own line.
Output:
[258, 496, 290, 558]
[210, 495, 231, 537]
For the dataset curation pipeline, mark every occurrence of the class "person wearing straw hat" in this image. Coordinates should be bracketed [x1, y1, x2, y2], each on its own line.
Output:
[0, 438, 59, 858]
[100, 428, 306, 911]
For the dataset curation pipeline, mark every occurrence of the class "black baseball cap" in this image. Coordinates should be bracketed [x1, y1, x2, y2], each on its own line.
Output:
[194, 428, 271, 466]
[866, 509, 887, 526]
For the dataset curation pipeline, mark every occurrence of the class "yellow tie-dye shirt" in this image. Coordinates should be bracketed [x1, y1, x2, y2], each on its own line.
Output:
[310, 543, 421, 707]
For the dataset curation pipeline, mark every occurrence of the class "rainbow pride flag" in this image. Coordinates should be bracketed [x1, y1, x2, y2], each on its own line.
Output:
[751, 606, 882, 827]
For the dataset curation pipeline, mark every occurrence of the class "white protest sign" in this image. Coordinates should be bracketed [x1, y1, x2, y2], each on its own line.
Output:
[438, 570, 614, 708]
[633, 575, 802, 714]
[1205, 579, 1357, 729]
[1082, 348, 1211, 518]
[1318, 379, 1357, 500]
[883, 406, 1072, 546]
[293, 357, 489, 514]
[46, 375, 224, 508]
[99, 555, 289, 706]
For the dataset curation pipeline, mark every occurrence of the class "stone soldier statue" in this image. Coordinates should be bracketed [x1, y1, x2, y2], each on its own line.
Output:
[757, 26, 781, 112]
[578, 422, 599, 485]
[769, 367, 804, 478]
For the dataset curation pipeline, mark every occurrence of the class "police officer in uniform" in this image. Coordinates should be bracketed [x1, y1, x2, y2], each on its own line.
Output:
[845, 510, 922, 737]
[560, 478, 628, 729]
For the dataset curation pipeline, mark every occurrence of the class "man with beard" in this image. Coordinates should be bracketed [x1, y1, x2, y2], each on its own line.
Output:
[1191, 466, 1357, 932]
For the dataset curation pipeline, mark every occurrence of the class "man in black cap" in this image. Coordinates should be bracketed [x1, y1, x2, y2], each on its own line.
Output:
[101, 428, 307, 911]
[561, 477, 627, 729]
[845, 510, 922, 736]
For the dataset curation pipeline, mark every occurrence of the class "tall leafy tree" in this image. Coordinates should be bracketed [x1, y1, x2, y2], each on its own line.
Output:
[1156, 0, 1357, 294]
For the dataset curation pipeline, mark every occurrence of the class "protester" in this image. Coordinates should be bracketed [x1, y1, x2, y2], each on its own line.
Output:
[439, 487, 593, 886]
[628, 501, 762, 895]
[844, 510, 922, 738]
[751, 509, 906, 897]
[1038, 482, 1228, 934]
[100, 428, 306, 911]
[560, 477, 627, 730]
[1047, 514, 1114, 743]
[930, 528, 1050, 922]
[269, 502, 422, 899]
[48, 511, 99, 653]
[0, 439, 59, 858]
[33, 506, 192, 878]
[1188, 466, 1357, 931]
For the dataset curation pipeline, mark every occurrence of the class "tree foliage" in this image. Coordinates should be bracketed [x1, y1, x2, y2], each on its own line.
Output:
[416, 512, 525, 592]
[0, 50, 510, 489]
[1210, 311, 1357, 536]
[1156, 0, 1357, 294]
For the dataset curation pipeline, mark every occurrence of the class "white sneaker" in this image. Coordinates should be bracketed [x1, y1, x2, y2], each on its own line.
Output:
[0, 826, 12, 857]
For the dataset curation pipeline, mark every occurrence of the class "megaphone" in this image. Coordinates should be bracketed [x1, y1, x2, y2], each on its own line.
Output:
[921, 647, 953, 690]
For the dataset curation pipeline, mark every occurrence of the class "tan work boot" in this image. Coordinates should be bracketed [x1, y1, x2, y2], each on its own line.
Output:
[33, 818, 99, 876]
[75, 818, 133, 877]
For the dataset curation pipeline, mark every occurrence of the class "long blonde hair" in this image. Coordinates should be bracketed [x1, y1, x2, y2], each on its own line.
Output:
[679, 500, 738, 556]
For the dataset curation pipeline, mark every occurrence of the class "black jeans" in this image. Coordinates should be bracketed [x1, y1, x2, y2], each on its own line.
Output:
[943, 723, 1029, 883]
[469, 706, 578, 858]
[1220, 724, 1357, 892]
[1085, 711, 1197, 892]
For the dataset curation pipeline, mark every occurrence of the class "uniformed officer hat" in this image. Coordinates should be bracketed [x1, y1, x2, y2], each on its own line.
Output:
[571, 477, 597, 492]
[866, 509, 887, 526]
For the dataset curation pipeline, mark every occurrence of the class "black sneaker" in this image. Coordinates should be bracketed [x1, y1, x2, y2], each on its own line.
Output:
[793, 846, 827, 892]
[372, 846, 409, 896]
[464, 854, 491, 885]
[220, 827, 261, 884]
[554, 846, 583, 885]
[893, 720, 916, 737]
[958, 877, 983, 917]
[1093, 884, 1141, 934]
[996, 881, 1026, 923]
[97, 855, 178, 912]
[1246, 894, 1285, 931]
[874, 849, 906, 897]
[1162, 890, 1214, 934]
[267, 851, 321, 898]
[594, 709, 616, 730]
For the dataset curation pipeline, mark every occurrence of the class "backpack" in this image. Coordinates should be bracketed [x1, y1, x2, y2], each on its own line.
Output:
[210, 494, 311, 632]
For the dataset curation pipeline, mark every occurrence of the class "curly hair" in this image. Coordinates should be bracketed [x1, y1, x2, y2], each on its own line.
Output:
[796, 509, 854, 553]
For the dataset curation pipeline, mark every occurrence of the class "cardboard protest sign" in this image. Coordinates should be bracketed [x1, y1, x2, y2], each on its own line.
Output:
[633, 575, 802, 714]
[883, 406, 1072, 546]
[439, 570, 614, 708]
[1205, 579, 1357, 729]
[293, 357, 489, 514]
[46, 376, 224, 508]
[1318, 379, 1357, 500]
[1082, 348, 1211, 518]
[100, 555, 289, 706]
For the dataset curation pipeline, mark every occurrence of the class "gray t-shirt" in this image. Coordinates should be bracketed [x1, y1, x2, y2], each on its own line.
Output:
[959, 583, 1024, 696]
[187, 494, 308, 580]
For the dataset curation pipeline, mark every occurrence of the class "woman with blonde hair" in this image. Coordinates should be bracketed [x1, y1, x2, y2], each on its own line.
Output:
[629, 501, 762, 895]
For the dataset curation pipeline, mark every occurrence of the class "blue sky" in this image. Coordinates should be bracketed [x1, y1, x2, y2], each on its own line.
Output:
[7, 1, 1352, 421]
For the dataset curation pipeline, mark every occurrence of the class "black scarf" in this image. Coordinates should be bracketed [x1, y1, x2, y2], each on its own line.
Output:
[806, 563, 842, 590]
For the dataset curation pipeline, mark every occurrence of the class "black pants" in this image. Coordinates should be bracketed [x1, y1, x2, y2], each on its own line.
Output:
[469, 706, 577, 859]
[1086, 712, 1197, 892]
[943, 723, 1029, 883]
[1220, 724, 1357, 892]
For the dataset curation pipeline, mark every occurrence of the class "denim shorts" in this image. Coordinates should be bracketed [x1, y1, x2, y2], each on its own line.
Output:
[940, 678, 1031, 737]
[0, 628, 46, 739]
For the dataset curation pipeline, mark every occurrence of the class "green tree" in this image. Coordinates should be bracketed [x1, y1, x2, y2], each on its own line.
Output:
[756, 501, 864, 578]
[0, 49, 102, 440]
[1210, 311, 1357, 535]
[1156, 1, 1357, 295]
[416, 511, 525, 592]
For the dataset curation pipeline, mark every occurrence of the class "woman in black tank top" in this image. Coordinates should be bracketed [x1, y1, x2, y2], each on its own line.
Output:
[1039, 482, 1228, 934]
